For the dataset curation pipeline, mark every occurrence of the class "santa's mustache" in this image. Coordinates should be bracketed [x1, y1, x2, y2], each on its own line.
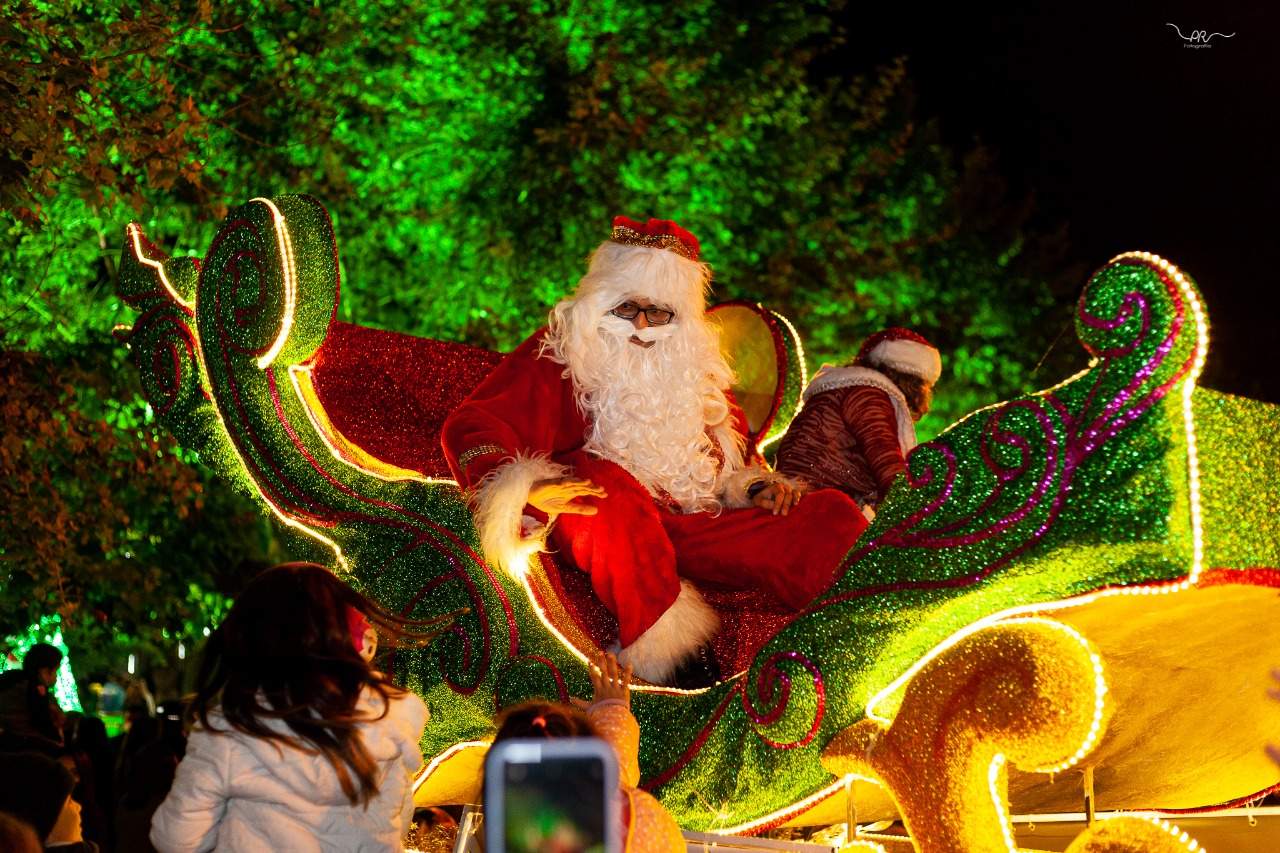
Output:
[597, 314, 679, 344]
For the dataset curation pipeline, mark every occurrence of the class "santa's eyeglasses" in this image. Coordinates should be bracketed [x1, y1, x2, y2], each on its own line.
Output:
[610, 301, 676, 326]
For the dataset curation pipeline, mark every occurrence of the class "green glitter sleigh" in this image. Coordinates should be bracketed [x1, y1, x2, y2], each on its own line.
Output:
[116, 195, 1280, 831]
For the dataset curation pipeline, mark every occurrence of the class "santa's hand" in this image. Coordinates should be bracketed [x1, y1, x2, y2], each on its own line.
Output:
[753, 481, 803, 516]
[528, 476, 607, 516]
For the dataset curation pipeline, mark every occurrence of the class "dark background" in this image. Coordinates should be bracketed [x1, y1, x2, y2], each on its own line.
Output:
[839, 2, 1279, 401]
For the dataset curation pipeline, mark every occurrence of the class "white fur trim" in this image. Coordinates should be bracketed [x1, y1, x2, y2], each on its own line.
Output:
[470, 452, 570, 577]
[866, 339, 942, 383]
[587, 241, 710, 316]
[802, 365, 918, 453]
[617, 581, 720, 683]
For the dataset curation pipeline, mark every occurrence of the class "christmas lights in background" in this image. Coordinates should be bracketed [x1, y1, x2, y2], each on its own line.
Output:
[3, 615, 83, 713]
[114, 195, 1278, 835]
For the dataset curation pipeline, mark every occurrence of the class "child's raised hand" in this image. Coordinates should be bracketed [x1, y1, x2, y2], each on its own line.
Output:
[591, 651, 632, 707]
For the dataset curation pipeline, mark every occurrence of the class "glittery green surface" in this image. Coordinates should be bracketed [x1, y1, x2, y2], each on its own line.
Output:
[1193, 387, 1280, 570]
[118, 201, 1277, 831]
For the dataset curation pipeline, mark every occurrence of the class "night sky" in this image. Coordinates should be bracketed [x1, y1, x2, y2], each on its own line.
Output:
[839, 2, 1279, 402]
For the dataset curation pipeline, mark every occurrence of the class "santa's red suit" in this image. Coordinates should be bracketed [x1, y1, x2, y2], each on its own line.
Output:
[441, 217, 867, 683]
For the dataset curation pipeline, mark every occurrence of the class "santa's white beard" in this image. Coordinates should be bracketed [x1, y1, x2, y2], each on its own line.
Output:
[573, 315, 739, 512]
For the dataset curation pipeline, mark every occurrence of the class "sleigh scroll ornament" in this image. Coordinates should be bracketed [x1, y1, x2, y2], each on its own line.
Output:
[116, 195, 1279, 847]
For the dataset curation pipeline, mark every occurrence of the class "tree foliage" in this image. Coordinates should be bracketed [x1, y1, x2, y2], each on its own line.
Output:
[0, 343, 273, 680]
[2, 0, 1079, 667]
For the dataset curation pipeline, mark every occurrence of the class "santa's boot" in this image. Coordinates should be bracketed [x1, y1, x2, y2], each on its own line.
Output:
[617, 581, 720, 687]
[672, 643, 721, 689]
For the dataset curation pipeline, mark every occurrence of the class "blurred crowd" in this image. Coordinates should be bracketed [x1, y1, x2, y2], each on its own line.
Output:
[0, 564, 679, 853]
[0, 640, 192, 845]
[0, 643, 187, 851]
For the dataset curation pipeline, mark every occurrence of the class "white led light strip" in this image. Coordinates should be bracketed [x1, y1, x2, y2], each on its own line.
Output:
[127, 223, 195, 311]
[250, 197, 299, 369]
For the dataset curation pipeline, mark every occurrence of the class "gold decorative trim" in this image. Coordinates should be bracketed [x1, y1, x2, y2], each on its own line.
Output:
[458, 443, 506, 470]
[610, 225, 698, 261]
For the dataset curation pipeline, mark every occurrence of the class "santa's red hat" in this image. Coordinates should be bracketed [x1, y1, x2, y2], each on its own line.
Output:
[611, 215, 701, 261]
[856, 327, 942, 383]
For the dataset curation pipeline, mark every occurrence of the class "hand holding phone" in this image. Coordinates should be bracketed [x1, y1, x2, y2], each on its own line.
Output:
[483, 737, 620, 853]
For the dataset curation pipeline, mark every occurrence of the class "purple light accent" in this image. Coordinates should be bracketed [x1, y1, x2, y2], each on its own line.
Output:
[813, 256, 1203, 614]
[741, 650, 826, 749]
[904, 400, 1059, 549]
[1078, 291, 1150, 358]
[864, 445, 960, 551]
[918, 399, 1061, 542]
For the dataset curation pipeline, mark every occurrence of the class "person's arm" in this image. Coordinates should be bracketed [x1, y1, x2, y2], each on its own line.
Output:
[717, 391, 805, 513]
[582, 653, 640, 788]
[442, 331, 569, 489]
[149, 728, 231, 853]
[392, 692, 430, 841]
[442, 331, 595, 574]
[842, 386, 908, 501]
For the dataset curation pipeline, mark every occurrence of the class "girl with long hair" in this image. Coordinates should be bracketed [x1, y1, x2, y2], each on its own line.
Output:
[150, 563, 455, 852]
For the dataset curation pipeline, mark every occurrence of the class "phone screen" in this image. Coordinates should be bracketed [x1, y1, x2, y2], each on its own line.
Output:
[485, 739, 617, 853]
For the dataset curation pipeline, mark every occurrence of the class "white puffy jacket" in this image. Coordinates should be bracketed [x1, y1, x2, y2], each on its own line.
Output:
[150, 688, 427, 852]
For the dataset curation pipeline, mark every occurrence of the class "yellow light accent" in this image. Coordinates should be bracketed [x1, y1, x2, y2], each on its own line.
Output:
[126, 223, 195, 311]
[717, 773, 885, 836]
[186, 286, 350, 572]
[1109, 251, 1208, 589]
[823, 618, 1106, 853]
[250, 197, 299, 370]
[287, 364, 457, 485]
[987, 754, 1017, 852]
[517, 568, 593, 669]
[1064, 812, 1204, 852]
[413, 739, 491, 795]
[757, 308, 808, 452]
[867, 617, 1109, 765]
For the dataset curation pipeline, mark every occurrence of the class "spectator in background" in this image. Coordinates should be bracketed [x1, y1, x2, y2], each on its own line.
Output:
[150, 563, 453, 852]
[0, 751, 98, 851]
[0, 643, 66, 754]
[485, 652, 685, 852]
[115, 701, 189, 853]
[70, 716, 113, 850]
[0, 810, 43, 853]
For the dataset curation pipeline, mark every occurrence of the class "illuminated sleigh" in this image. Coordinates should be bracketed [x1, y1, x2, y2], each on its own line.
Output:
[118, 195, 1280, 847]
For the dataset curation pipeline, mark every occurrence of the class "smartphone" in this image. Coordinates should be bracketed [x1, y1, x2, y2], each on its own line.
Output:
[483, 737, 620, 853]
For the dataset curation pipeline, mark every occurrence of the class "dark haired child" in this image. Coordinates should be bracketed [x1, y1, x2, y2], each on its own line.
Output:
[150, 563, 452, 852]
[488, 652, 684, 852]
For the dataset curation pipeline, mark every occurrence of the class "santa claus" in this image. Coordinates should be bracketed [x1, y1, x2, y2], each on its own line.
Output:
[443, 217, 866, 687]
[775, 328, 942, 514]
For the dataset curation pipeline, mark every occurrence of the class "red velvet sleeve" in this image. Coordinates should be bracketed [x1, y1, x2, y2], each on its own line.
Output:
[841, 386, 907, 499]
[441, 330, 582, 489]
